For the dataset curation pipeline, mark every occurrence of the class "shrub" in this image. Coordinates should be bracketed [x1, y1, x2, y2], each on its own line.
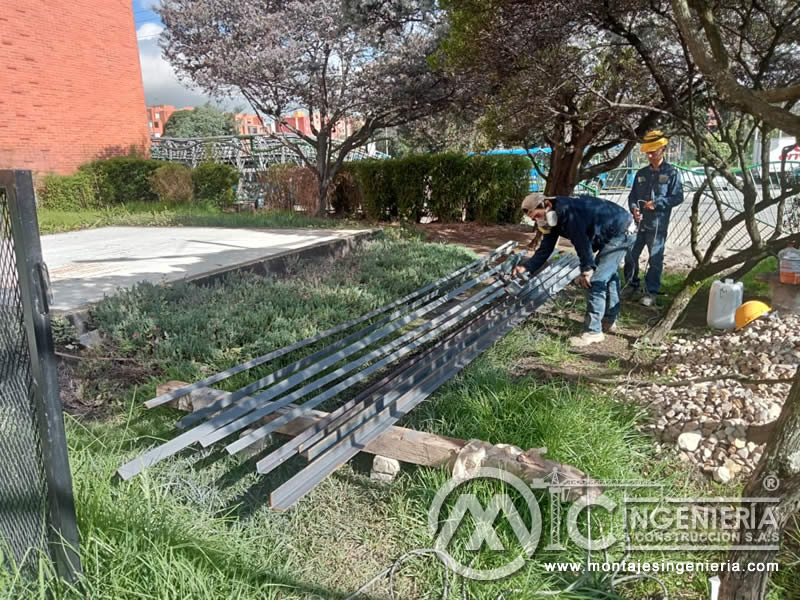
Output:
[37, 170, 105, 211]
[192, 162, 239, 207]
[342, 153, 530, 224]
[150, 163, 194, 205]
[331, 167, 362, 216]
[468, 154, 529, 223]
[428, 153, 472, 222]
[351, 159, 396, 220]
[80, 157, 162, 204]
[392, 155, 429, 222]
[258, 165, 319, 213]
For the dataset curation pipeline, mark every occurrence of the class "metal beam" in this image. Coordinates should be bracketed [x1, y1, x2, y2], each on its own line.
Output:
[143, 241, 514, 409]
[269, 256, 580, 509]
[222, 281, 508, 455]
[117, 249, 511, 480]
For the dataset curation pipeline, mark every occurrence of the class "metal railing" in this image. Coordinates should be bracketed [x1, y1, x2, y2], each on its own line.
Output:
[150, 134, 376, 173]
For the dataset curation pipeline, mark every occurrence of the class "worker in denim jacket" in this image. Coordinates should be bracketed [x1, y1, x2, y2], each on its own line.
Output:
[514, 193, 636, 348]
[623, 130, 684, 306]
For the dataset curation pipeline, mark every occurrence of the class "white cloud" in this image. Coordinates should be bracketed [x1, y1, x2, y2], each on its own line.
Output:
[136, 23, 164, 41]
[136, 21, 251, 110]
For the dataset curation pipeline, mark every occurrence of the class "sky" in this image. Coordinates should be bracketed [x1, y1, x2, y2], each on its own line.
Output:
[133, 0, 242, 109]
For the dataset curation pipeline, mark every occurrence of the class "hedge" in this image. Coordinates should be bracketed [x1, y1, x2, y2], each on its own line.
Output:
[37, 170, 106, 211]
[38, 158, 239, 210]
[343, 152, 529, 223]
[193, 162, 239, 207]
[80, 156, 163, 204]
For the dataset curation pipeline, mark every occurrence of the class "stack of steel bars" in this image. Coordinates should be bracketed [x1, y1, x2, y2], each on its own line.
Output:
[117, 242, 580, 510]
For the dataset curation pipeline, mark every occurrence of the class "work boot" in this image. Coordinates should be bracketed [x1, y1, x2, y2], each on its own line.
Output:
[640, 294, 655, 307]
[621, 286, 637, 299]
[569, 332, 605, 347]
[602, 320, 617, 334]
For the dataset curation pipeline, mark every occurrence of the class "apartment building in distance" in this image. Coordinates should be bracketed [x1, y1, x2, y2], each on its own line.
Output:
[146, 106, 357, 139]
[0, 0, 149, 173]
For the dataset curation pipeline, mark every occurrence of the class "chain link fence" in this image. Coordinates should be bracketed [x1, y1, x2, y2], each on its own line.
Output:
[0, 187, 50, 572]
[0, 171, 80, 581]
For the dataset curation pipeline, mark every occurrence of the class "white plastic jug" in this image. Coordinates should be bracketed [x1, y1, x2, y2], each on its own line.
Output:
[707, 279, 744, 329]
[779, 244, 800, 284]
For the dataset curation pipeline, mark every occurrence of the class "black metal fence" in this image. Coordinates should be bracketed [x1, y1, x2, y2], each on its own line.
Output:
[0, 170, 80, 581]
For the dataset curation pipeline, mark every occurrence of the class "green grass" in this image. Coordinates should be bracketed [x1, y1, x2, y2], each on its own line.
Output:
[2, 239, 793, 599]
[660, 257, 776, 301]
[38, 202, 362, 234]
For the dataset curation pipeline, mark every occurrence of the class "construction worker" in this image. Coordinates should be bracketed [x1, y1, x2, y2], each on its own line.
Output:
[514, 192, 636, 347]
[623, 130, 684, 306]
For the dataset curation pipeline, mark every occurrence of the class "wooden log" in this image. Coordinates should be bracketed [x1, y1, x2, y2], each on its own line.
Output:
[156, 381, 596, 486]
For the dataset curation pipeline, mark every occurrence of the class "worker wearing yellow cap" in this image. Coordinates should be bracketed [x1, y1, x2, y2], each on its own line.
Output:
[623, 130, 684, 306]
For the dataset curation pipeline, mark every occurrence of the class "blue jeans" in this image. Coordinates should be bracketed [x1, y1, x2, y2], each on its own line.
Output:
[624, 224, 668, 295]
[585, 233, 635, 333]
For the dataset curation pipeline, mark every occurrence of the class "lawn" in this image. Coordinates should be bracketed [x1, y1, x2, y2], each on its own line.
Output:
[38, 202, 363, 234]
[2, 232, 795, 599]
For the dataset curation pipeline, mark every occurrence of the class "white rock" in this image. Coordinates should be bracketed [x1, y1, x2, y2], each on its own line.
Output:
[713, 466, 732, 484]
[372, 455, 401, 476]
[678, 432, 702, 452]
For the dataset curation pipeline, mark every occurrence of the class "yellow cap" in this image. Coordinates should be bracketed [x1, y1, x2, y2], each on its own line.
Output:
[641, 130, 668, 153]
[734, 300, 770, 330]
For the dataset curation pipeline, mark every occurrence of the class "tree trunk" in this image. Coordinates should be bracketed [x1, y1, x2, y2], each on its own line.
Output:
[719, 369, 800, 599]
[645, 280, 704, 343]
[545, 147, 582, 196]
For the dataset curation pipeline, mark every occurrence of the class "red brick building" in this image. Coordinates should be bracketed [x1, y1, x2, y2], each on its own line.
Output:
[147, 105, 184, 138]
[235, 113, 271, 135]
[0, 1, 149, 173]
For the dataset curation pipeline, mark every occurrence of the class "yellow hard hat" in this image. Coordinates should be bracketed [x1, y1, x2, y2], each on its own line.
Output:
[641, 130, 668, 153]
[735, 300, 770, 330]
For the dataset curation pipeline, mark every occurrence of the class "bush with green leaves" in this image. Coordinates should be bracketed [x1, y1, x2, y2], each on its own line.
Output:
[37, 170, 105, 211]
[150, 163, 194, 205]
[347, 152, 530, 223]
[80, 157, 162, 204]
[192, 162, 239, 207]
[330, 168, 362, 216]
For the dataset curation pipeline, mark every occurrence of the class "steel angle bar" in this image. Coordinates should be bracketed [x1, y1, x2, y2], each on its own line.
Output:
[193, 262, 506, 447]
[116, 260, 505, 480]
[179, 252, 503, 429]
[223, 282, 508, 455]
[269, 256, 580, 509]
[299, 257, 579, 463]
[253, 324, 463, 475]
[144, 241, 516, 409]
[255, 256, 578, 475]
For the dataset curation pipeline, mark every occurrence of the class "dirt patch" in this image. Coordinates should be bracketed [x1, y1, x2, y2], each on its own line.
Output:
[56, 347, 155, 420]
[412, 222, 573, 255]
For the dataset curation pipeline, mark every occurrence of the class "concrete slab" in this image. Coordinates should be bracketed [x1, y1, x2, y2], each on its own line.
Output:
[41, 226, 369, 312]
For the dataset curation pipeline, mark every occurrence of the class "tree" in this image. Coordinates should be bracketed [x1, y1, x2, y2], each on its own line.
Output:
[158, 0, 453, 216]
[670, 0, 800, 138]
[723, 368, 800, 599]
[439, 0, 663, 195]
[162, 104, 238, 138]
